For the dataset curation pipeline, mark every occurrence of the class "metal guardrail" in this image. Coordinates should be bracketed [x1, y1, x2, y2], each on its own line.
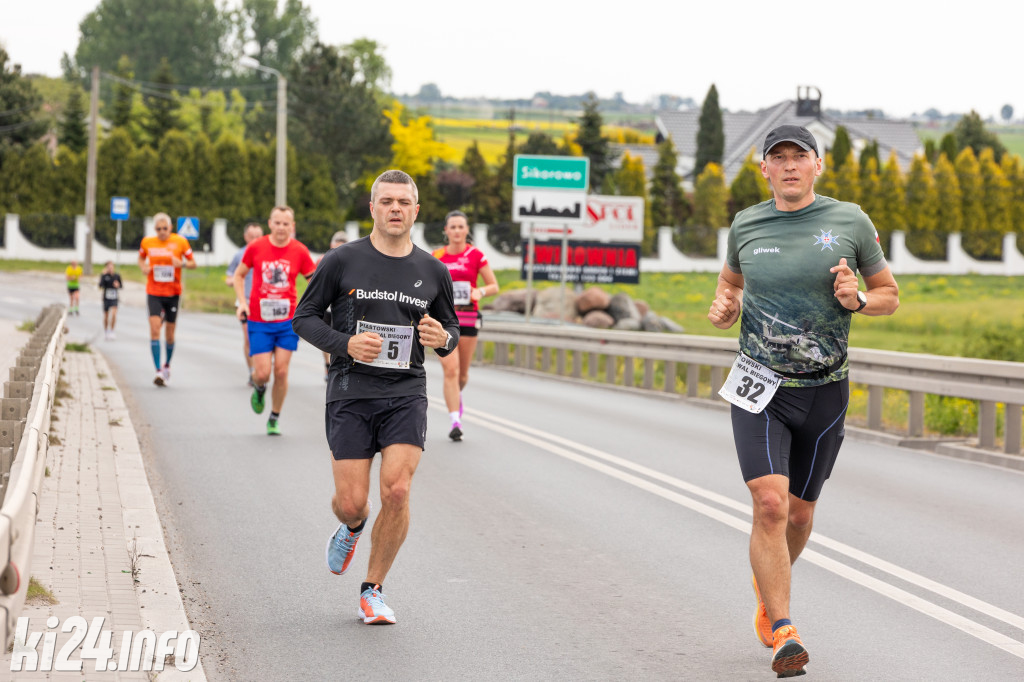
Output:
[477, 321, 1024, 456]
[0, 304, 66, 647]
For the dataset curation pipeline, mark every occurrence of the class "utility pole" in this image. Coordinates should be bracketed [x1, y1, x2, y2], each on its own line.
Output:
[83, 65, 99, 275]
[275, 74, 287, 206]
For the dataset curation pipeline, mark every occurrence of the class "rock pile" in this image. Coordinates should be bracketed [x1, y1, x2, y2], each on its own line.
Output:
[485, 286, 684, 333]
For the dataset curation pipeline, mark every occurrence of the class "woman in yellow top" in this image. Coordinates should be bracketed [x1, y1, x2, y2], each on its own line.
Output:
[65, 259, 83, 316]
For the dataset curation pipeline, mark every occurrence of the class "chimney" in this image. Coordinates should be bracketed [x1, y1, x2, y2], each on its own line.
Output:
[796, 86, 821, 118]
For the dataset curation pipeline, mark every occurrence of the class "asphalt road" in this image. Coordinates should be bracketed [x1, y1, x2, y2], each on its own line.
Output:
[5, 271, 1024, 681]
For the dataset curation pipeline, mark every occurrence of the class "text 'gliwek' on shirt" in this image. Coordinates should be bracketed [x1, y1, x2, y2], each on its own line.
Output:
[293, 236, 460, 401]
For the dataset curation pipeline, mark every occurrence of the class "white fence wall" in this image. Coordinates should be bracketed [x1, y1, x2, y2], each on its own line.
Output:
[5, 214, 1024, 275]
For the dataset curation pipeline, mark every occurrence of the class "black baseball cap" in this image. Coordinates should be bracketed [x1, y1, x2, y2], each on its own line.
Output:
[762, 125, 819, 158]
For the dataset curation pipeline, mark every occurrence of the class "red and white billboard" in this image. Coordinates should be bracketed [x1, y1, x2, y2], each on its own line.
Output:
[521, 194, 644, 243]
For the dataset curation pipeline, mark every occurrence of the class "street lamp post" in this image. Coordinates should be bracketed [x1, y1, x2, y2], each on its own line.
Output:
[240, 56, 287, 206]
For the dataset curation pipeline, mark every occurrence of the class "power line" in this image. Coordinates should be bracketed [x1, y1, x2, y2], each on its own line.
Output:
[0, 104, 41, 119]
[100, 72, 277, 109]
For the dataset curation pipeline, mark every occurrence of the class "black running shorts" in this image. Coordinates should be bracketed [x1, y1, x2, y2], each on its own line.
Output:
[325, 394, 428, 460]
[731, 378, 849, 502]
[147, 295, 180, 324]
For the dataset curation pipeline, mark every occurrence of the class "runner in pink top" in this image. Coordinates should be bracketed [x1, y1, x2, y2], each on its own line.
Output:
[431, 211, 499, 441]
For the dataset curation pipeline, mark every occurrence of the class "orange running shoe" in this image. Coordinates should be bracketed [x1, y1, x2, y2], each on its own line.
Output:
[752, 574, 773, 648]
[771, 624, 809, 677]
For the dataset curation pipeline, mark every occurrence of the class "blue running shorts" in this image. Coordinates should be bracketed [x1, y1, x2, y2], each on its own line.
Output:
[247, 319, 300, 355]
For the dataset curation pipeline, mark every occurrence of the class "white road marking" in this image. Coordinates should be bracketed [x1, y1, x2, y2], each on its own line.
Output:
[431, 399, 1024, 660]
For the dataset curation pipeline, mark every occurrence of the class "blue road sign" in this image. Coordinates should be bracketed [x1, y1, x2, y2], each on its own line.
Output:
[110, 197, 130, 220]
[176, 216, 200, 240]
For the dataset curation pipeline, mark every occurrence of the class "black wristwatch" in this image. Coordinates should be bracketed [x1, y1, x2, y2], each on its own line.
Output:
[854, 291, 868, 312]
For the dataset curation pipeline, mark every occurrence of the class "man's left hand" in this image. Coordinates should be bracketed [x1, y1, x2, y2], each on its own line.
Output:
[830, 257, 860, 310]
[417, 314, 448, 349]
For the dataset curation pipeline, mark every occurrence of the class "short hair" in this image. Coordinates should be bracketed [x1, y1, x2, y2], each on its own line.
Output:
[330, 230, 348, 246]
[244, 221, 263, 235]
[153, 212, 172, 228]
[370, 169, 418, 204]
[269, 205, 294, 220]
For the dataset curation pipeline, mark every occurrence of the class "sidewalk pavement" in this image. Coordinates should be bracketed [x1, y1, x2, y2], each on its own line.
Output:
[0, 318, 207, 681]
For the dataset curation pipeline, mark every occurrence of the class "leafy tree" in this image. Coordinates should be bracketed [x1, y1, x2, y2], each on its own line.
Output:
[231, 0, 317, 76]
[1001, 104, 1014, 122]
[688, 162, 728, 255]
[58, 87, 89, 154]
[383, 102, 456, 178]
[296, 152, 340, 222]
[576, 92, 615, 192]
[288, 42, 392, 210]
[343, 38, 392, 95]
[436, 168, 475, 212]
[613, 152, 654, 254]
[246, 140, 274, 213]
[932, 153, 962, 257]
[127, 145, 159, 217]
[156, 130, 194, 214]
[871, 152, 906, 252]
[0, 47, 47, 154]
[460, 141, 498, 225]
[979, 147, 1011, 255]
[177, 88, 248, 141]
[649, 137, 688, 228]
[954, 110, 1006, 162]
[212, 134, 253, 224]
[694, 84, 723, 177]
[954, 147, 987, 257]
[858, 140, 880, 175]
[830, 126, 852, 171]
[110, 55, 136, 129]
[729, 150, 770, 220]
[834, 153, 862, 206]
[74, 0, 230, 87]
[146, 58, 180, 144]
[96, 127, 136, 215]
[9, 144, 54, 213]
[939, 133, 958, 162]
[904, 155, 939, 258]
[416, 83, 442, 101]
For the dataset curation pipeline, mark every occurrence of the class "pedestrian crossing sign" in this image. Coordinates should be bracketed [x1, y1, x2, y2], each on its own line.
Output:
[176, 216, 200, 240]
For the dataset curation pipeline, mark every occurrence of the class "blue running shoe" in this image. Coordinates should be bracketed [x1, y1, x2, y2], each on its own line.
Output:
[326, 502, 370, 575]
[359, 585, 396, 624]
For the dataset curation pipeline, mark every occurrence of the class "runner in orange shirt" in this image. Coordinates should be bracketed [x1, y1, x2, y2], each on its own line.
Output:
[138, 212, 197, 386]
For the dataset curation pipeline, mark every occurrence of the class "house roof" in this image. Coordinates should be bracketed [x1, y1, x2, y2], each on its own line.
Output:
[609, 144, 661, 179]
[655, 99, 923, 183]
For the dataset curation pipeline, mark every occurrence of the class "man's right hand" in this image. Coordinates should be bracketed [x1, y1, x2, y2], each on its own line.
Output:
[347, 332, 383, 363]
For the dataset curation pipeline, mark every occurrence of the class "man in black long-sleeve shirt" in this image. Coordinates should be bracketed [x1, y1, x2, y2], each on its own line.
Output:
[293, 169, 458, 624]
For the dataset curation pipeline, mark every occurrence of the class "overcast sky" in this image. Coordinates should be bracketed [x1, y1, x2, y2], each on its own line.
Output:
[2, 0, 1020, 120]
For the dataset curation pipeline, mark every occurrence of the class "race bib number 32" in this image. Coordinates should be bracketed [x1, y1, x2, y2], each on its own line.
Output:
[718, 354, 782, 414]
[355, 320, 414, 369]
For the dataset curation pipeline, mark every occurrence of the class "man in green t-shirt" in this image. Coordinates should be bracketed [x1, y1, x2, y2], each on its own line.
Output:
[708, 124, 899, 677]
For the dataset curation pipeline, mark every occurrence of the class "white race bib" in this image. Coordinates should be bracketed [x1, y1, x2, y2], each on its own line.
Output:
[153, 266, 174, 282]
[719, 354, 782, 414]
[452, 281, 472, 306]
[104, 288, 118, 300]
[355, 320, 414, 369]
[260, 298, 291, 321]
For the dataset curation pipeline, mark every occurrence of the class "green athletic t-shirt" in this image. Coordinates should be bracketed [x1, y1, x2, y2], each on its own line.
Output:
[726, 194, 887, 387]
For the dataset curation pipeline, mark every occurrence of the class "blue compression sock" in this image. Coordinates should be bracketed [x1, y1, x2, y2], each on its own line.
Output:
[165, 342, 175, 365]
[150, 341, 161, 369]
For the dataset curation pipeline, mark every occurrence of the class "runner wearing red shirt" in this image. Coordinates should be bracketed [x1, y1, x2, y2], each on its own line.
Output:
[432, 210, 499, 441]
[232, 206, 316, 435]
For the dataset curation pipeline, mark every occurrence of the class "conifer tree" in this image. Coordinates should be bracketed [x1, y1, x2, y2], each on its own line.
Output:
[729, 150, 770, 220]
[815, 152, 839, 199]
[694, 84, 723, 177]
[834, 153, 862, 206]
[871, 152, 905, 253]
[649, 137, 688, 229]
[613, 152, 653, 254]
[157, 130, 194, 215]
[111, 55, 136, 129]
[932, 154, 962, 258]
[192, 133, 218, 218]
[10, 144, 53, 213]
[297, 153, 340, 222]
[954, 147, 987, 258]
[145, 58, 181, 145]
[955, 110, 1006, 162]
[58, 88, 89, 154]
[1000, 153, 1024, 243]
[859, 157, 881, 219]
[213, 134, 253, 225]
[830, 126, 851, 171]
[858, 140, 880, 175]
[979, 147, 1011, 256]
[53, 145, 86, 215]
[460, 141, 497, 225]
[246, 140, 274, 214]
[97, 128, 136, 215]
[904, 155, 939, 258]
[576, 93, 615, 191]
[127, 145, 159, 218]
[689, 162, 728, 255]
[939, 133, 958, 163]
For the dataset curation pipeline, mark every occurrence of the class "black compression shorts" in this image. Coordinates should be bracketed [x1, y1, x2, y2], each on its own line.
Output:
[147, 295, 180, 324]
[731, 378, 849, 502]
[325, 395, 428, 460]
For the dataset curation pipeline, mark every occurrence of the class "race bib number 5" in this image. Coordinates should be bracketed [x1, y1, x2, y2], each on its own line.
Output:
[355, 320, 414, 369]
[452, 281, 472, 306]
[718, 354, 782, 414]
